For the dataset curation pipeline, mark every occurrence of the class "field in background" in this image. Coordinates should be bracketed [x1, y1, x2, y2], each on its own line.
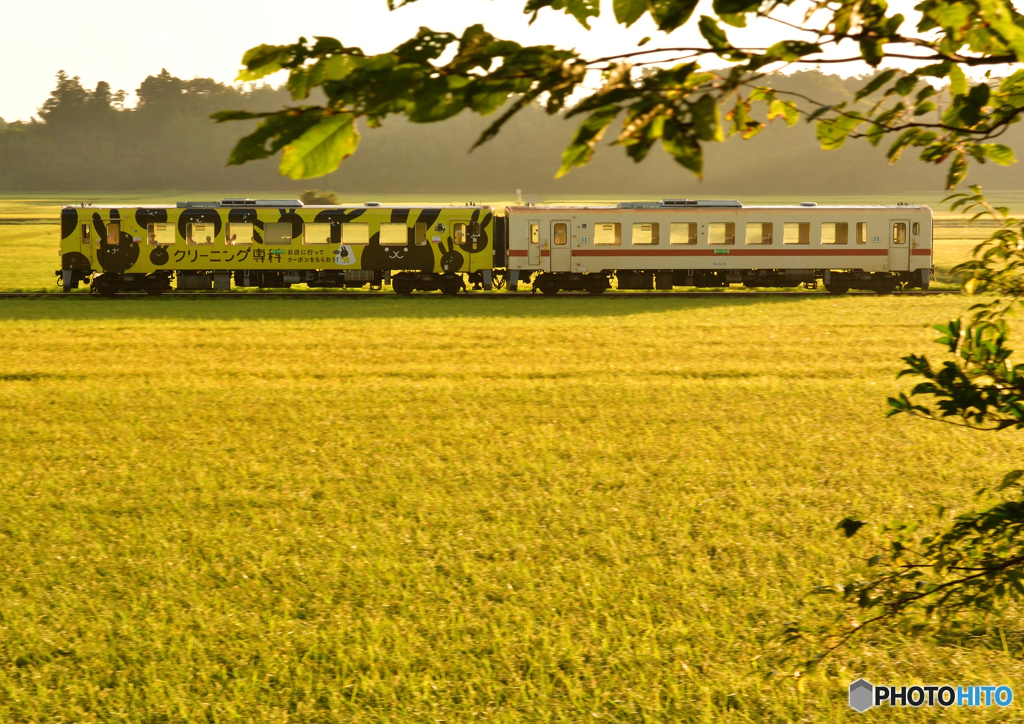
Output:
[0, 192, 1015, 292]
[0, 296, 1021, 722]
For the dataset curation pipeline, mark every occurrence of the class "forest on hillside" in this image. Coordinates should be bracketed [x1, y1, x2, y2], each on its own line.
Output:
[1, 68, 1022, 196]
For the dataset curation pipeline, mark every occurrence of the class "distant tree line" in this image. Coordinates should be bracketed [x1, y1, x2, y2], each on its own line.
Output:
[1, 69, 1022, 196]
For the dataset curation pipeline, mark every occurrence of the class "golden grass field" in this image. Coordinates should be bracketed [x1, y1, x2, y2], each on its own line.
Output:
[0, 195, 1021, 722]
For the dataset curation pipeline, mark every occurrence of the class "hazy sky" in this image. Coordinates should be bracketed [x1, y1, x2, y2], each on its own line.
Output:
[0, 0, 938, 123]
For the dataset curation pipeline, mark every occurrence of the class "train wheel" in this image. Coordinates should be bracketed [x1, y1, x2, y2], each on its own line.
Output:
[824, 282, 849, 295]
[535, 276, 559, 295]
[439, 275, 462, 296]
[92, 277, 118, 297]
[585, 275, 607, 295]
[874, 277, 898, 295]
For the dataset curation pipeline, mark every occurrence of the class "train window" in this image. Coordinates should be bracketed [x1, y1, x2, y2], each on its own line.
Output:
[708, 222, 735, 245]
[892, 223, 907, 244]
[263, 222, 293, 246]
[186, 223, 215, 245]
[744, 222, 772, 245]
[553, 222, 568, 246]
[227, 223, 254, 245]
[530, 223, 539, 245]
[631, 222, 659, 245]
[594, 223, 621, 245]
[783, 222, 810, 244]
[821, 222, 848, 244]
[381, 223, 408, 246]
[856, 222, 867, 244]
[81, 224, 91, 244]
[453, 223, 467, 246]
[415, 222, 427, 246]
[912, 222, 921, 235]
[342, 223, 369, 245]
[303, 223, 332, 245]
[106, 222, 120, 245]
[670, 222, 697, 244]
[147, 223, 175, 245]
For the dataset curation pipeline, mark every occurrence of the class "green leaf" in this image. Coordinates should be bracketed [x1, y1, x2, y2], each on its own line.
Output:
[556, 106, 619, 178]
[949, 64, 968, 96]
[718, 12, 748, 28]
[223, 112, 321, 165]
[712, 0, 759, 15]
[978, 0, 1024, 61]
[921, 0, 972, 33]
[768, 99, 799, 126]
[762, 40, 822, 61]
[698, 15, 732, 50]
[649, 0, 701, 31]
[837, 518, 868, 538]
[279, 113, 360, 179]
[859, 37, 884, 67]
[805, 104, 834, 122]
[524, 0, 601, 28]
[895, 75, 917, 97]
[661, 120, 703, 176]
[887, 128, 922, 162]
[613, 0, 647, 26]
[237, 44, 292, 82]
[816, 112, 864, 150]
[946, 152, 969, 189]
[983, 144, 1016, 166]
[691, 94, 723, 141]
[854, 69, 899, 101]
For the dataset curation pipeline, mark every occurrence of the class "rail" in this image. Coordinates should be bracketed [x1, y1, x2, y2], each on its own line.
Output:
[0, 290, 960, 300]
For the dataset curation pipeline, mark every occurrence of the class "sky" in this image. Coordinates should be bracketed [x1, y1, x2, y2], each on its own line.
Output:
[0, 0, 956, 123]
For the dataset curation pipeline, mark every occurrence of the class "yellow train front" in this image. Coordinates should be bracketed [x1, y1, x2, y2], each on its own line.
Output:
[57, 199, 497, 295]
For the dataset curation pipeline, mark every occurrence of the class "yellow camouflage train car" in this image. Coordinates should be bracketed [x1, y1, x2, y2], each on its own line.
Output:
[58, 199, 498, 295]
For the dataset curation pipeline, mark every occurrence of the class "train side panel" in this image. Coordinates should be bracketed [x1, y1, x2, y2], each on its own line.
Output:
[58, 203, 495, 293]
[506, 203, 932, 293]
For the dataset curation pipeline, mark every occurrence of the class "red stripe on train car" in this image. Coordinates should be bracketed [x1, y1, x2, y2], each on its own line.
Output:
[508, 248, 930, 257]
[572, 249, 890, 257]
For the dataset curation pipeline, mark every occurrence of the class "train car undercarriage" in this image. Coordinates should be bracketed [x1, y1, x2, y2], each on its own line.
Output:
[70, 267, 930, 296]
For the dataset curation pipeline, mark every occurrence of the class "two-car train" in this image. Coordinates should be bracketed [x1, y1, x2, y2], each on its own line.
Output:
[57, 198, 933, 295]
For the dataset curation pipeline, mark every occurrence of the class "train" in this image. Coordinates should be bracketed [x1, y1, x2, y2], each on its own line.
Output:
[57, 198, 933, 295]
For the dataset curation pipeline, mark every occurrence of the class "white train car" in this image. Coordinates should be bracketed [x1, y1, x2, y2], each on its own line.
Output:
[505, 200, 933, 294]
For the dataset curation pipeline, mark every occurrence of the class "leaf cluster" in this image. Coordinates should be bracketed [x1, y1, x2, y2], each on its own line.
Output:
[217, 0, 1024, 183]
[888, 317, 1024, 430]
[786, 479, 1024, 668]
[213, 27, 583, 178]
[786, 188, 1024, 666]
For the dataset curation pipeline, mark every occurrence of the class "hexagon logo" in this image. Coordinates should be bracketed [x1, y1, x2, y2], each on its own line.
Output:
[849, 679, 874, 712]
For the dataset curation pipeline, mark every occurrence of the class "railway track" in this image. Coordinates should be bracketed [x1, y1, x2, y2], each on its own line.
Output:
[0, 290, 960, 299]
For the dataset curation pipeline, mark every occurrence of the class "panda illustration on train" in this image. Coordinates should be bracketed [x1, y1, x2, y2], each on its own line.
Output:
[57, 198, 932, 295]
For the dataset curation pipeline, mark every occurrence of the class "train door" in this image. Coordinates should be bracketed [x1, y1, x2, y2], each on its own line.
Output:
[528, 220, 541, 266]
[889, 220, 910, 271]
[550, 220, 571, 272]
[79, 222, 94, 265]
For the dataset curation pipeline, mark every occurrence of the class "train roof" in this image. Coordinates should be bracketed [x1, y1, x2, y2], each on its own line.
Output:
[60, 198, 932, 212]
[507, 199, 931, 211]
[60, 199, 492, 210]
